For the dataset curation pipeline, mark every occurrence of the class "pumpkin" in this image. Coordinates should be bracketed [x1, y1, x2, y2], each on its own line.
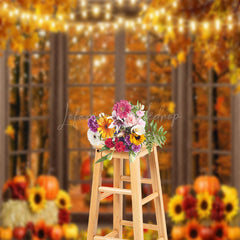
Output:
[0, 227, 13, 240]
[50, 225, 63, 240]
[36, 175, 60, 200]
[13, 227, 26, 240]
[228, 226, 240, 240]
[13, 175, 27, 184]
[63, 224, 79, 239]
[199, 226, 214, 240]
[171, 226, 185, 240]
[193, 176, 220, 195]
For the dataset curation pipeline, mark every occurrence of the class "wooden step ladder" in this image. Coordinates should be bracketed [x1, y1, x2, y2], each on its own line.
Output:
[87, 145, 168, 240]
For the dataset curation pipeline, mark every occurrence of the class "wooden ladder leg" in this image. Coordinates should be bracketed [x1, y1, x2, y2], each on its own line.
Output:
[113, 158, 123, 238]
[87, 151, 104, 240]
[149, 147, 168, 240]
[130, 157, 144, 240]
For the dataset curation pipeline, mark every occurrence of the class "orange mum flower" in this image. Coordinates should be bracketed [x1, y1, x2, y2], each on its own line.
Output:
[212, 222, 228, 240]
[97, 116, 115, 139]
[186, 220, 201, 240]
[34, 221, 48, 240]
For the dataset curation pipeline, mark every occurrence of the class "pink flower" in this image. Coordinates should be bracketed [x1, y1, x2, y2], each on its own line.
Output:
[125, 113, 137, 127]
[115, 141, 125, 152]
[105, 138, 115, 148]
[136, 110, 145, 117]
[137, 119, 146, 127]
[113, 100, 132, 119]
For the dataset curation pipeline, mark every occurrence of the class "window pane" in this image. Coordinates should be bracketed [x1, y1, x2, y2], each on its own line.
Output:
[30, 152, 49, 176]
[93, 55, 115, 84]
[9, 121, 30, 151]
[68, 33, 91, 52]
[68, 87, 91, 116]
[214, 154, 231, 184]
[9, 154, 28, 177]
[31, 54, 50, 84]
[68, 55, 90, 84]
[192, 153, 209, 178]
[125, 30, 147, 51]
[93, 30, 115, 52]
[31, 87, 49, 116]
[93, 87, 115, 115]
[31, 120, 49, 150]
[150, 54, 171, 84]
[126, 55, 147, 83]
[126, 86, 147, 105]
[213, 87, 231, 117]
[213, 121, 231, 151]
[9, 87, 29, 117]
[68, 120, 90, 149]
[192, 120, 208, 149]
[193, 87, 208, 117]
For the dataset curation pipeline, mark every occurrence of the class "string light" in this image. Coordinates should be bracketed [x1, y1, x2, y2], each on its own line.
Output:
[81, 0, 87, 7]
[142, 4, 148, 11]
[82, 11, 87, 18]
[167, 26, 172, 32]
[77, 25, 83, 32]
[117, 0, 124, 6]
[215, 19, 220, 30]
[15, 9, 19, 15]
[228, 15, 232, 21]
[64, 24, 69, 31]
[190, 21, 196, 31]
[45, 15, 50, 21]
[130, 0, 136, 5]
[70, 13, 75, 20]
[106, 3, 111, 10]
[160, 8, 165, 14]
[155, 10, 160, 17]
[179, 18, 183, 25]
[58, 15, 63, 21]
[228, 24, 233, 30]
[118, 17, 124, 24]
[9, 11, 13, 17]
[179, 25, 184, 32]
[92, 6, 100, 16]
[105, 13, 111, 20]
[26, 14, 30, 20]
[3, 3, 8, 9]
[167, 15, 172, 21]
[33, 15, 37, 21]
[173, 1, 177, 7]
[51, 22, 56, 28]
[203, 22, 209, 30]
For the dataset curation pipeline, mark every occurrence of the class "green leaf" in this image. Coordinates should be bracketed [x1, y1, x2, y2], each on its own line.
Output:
[99, 146, 110, 152]
[95, 152, 113, 164]
[129, 151, 137, 163]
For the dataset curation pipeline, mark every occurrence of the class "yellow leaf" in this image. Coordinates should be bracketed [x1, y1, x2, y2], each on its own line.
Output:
[177, 51, 186, 64]
[171, 58, 178, 68]
[168, 102, 175, 113]
[5, 125, 15, 139]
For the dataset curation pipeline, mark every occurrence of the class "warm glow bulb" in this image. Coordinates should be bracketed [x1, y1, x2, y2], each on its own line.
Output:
[149, 13, 153, 20]
[155, 10, 160, 17]
[15, 9, 19, 15]
[142, 24, 147, 30]
[100, 24, 105, 31]
[179, 18, 183, 24]
[39, 19, 43, 25]
[58, 15, 63, 21]
[228, 15, 232, 21]
[89, 25, 93, 32]
[93, 6, 100, 16]
[81, 0, 86, 7]
[3, 3, 8, 9]
[142, 4, 148, 11]
[118, 0, 124, 5]
[203, 22, 209, 30]
[51, 22, 56, 28]
[179, 25, 184, 32]
[33, 15, 37, 21]
[45, 15, 49, 21]
[190, 21, 196, 31]
[105, 13, 111, 20]
[26, 14, 30, 20]
[137, 17, 141, 24]
[160, 8, 165, 14]
[70, 13, 75, 20]
[228, 24, 233, 30]
[215, 19, 220, 30]
[21, 13, 26, 20]
[106, 3, 111, 10]
[167, 26, 172, 32]
[118, 17, 123, 24]
[77, 25, 83, 31]
[173, 1, 177, 7]
[114, 23, 119, 30]
[82, 11, 87, 18]
[131, 0, 136, 4]
[9, 11, 13, 17]
[64, 24, 69, 31]
[167, 15, 172, 21]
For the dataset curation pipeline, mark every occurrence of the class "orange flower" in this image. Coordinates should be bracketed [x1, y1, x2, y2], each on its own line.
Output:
[97, 116, 115, 139]
[34, 221, 48, 240]
[186, 220, 201, 240]
[212, 222, 228, 240]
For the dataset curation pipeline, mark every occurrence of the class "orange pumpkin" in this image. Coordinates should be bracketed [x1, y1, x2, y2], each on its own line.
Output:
[193, 176, 220, 195]
[50, 225, 63, 240]
[228, 226, 240, 240]
[36, 175, 59, 200]
[13, 175, 27, 184]
[171, 226, 185, 240]
[0, 227, 13, 240]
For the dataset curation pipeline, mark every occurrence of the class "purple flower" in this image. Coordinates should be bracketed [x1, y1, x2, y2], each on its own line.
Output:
[88, 115, 99, 132]
[124, 145, 130, 152]
[132, 144, 141, 153]
[125, 135, 131, 146]
[113, 100, 132, 119]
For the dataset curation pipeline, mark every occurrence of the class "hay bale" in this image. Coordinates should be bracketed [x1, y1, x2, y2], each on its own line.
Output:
[0, 200, 58, 228]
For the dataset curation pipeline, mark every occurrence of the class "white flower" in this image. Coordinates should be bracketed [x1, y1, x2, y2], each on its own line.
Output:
[87, 129, 103, 146]
[131, 125, 145, 135]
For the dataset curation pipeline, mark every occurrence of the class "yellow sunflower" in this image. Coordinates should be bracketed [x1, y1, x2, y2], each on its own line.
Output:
[223, 195, 239, 222]
[221, 185, 238, 201]
[196, 192, 212, 219]
[168, 195, 185, 223]
[97, 116, 115, 139]
[56, 190, 72, 210]
[129, 133, 146, 146]
[28, 187, 46, 213]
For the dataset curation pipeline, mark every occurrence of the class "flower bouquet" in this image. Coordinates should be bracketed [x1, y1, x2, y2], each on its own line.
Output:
[87, 100, 167, 163]
[168, 175, 240, 240]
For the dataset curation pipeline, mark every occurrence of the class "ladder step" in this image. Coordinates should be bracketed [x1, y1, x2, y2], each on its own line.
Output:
[99, 192, 113, 201]
[120, 175, 152, 184]
[120, 220, 158, 231]
[142, 192, 159, 205]
[94, 236, 124, 240]
[105, 230, 118, 238]
[99, 186, 132, 195]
